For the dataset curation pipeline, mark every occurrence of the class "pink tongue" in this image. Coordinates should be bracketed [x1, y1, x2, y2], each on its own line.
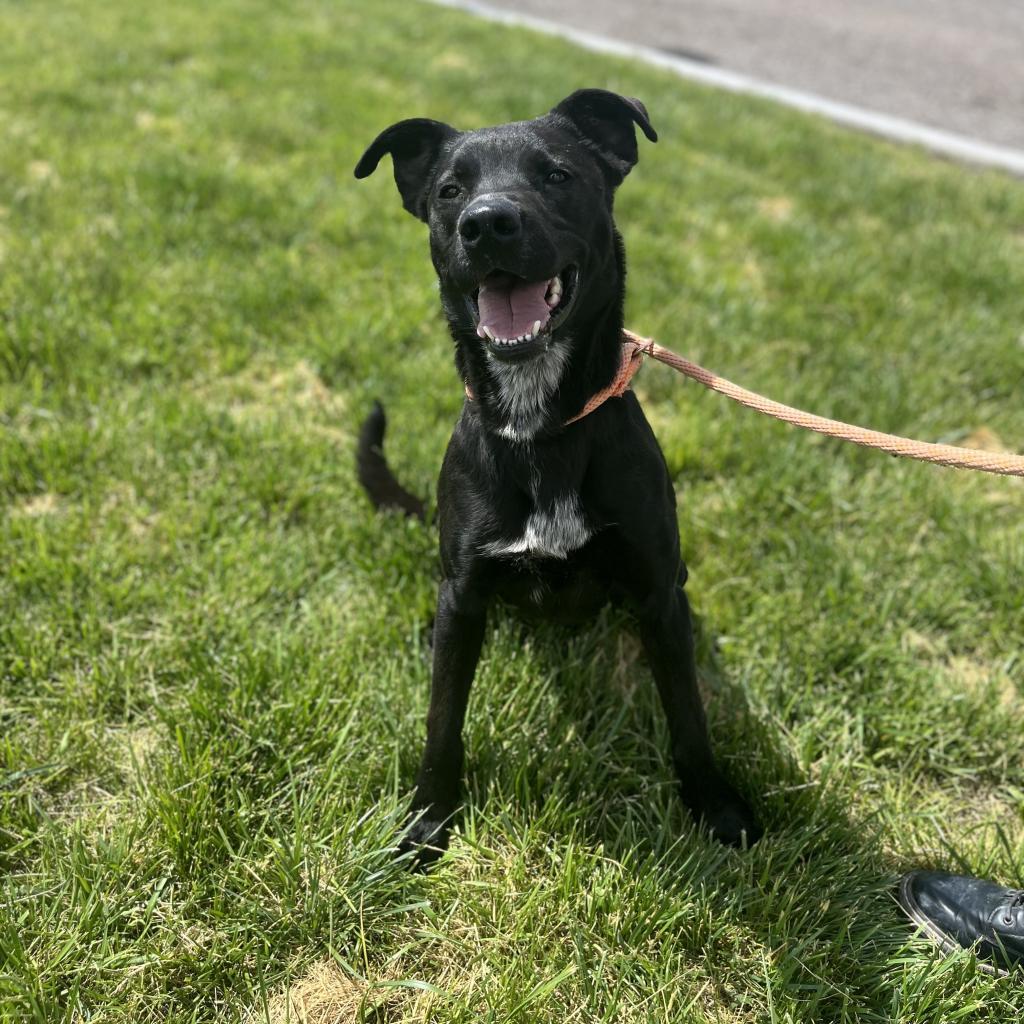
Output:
[477, 274, 550, 339]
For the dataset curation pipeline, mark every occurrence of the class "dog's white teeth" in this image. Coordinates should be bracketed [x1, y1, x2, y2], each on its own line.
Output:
[489, 331, 539, 346]
[482, 326, 495, 341]
[533, 320, 542, 336]
[545, 277, 563, 308]
[476, 325, 486, 339]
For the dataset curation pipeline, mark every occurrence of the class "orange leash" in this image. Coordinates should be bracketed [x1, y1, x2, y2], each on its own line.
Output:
[620, 330, 1024, 478]
[464, 332, 1023, 477]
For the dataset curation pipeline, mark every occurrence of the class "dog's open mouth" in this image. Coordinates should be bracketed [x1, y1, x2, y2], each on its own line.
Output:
[468, 266, 578, 358]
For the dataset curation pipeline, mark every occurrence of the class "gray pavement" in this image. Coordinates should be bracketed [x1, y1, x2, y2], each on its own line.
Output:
[483, 0, 1024, 153]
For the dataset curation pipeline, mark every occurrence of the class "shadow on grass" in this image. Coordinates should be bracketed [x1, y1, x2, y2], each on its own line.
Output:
[421, 604, 942, 1018]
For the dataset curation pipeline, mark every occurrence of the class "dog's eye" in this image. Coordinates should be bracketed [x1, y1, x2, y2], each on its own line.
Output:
[546, 169, 570, 184]
[438, 183, 462, 199]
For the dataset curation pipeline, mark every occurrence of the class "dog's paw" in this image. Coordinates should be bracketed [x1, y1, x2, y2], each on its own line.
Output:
[396, 815, 452, 871]
[700, 797, 762, 848]
[686, 780, 763, 848]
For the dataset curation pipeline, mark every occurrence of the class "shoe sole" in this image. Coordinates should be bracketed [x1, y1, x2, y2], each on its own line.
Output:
[896, 873, 1007, 978]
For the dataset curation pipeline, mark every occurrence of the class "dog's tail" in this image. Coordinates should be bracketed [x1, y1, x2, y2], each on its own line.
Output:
[356, 401, 426, 521]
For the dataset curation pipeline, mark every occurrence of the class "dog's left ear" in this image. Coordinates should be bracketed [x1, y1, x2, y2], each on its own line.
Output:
[354, 118, 460, 221]
[551, 89, 657, 184]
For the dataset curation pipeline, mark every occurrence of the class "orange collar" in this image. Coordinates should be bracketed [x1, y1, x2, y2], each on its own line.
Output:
[464, 337, 652, 427]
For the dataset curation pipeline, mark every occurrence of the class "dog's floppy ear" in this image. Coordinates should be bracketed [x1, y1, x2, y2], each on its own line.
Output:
[354, 118, 459, 221]
[551, 89, 657, 184]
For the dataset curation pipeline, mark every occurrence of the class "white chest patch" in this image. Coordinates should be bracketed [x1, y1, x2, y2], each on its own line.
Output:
[488, 342, 570, 442]
[482, 494, 591, 561]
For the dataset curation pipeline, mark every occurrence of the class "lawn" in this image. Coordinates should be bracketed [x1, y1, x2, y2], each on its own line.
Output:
[1, 0, 1023, 1020]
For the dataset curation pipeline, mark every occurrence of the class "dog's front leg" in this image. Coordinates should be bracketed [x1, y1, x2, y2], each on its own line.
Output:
[637, 584, 763, 847]
[400, 576, 487, 866]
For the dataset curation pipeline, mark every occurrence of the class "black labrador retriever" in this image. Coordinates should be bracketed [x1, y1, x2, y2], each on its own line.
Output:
[355, 90, 761, 863]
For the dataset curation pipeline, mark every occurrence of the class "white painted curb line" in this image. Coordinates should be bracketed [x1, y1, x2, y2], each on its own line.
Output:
[429, 0, 1024, 178]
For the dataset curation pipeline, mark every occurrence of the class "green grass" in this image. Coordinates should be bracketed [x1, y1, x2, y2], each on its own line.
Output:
[2, 0, 1023, 1019]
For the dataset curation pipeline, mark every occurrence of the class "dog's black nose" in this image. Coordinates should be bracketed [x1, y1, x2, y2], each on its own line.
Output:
[458, 196, 522, 248]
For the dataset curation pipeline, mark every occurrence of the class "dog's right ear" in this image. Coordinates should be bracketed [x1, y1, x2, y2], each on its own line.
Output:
[354, 119, 459, 222]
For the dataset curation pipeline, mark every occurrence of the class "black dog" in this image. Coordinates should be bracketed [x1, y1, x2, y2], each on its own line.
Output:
[355, 90, 761, 863]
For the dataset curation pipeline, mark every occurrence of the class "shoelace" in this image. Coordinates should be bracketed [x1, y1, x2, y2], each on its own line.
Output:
[1001, 890, 1024, 924]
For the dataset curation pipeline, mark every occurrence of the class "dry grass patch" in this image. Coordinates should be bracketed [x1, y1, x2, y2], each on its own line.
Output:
[27, 159, 59, 186]
[255, 960, 371, 1024]
[100, 481, 157, 538]
[252, 958, 466, 1024]
[756, 196, 794, 223]
[943, 654, 1019, 711]
[196, 357, 346, 428]
[901, 631, 1019, 711]
[963, 426, 1013, 454]
[431, 51, 471, 72]
[11, 492, 63, 517]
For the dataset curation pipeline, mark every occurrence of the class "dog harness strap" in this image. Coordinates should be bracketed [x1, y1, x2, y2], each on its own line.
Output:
[463, 339, 651, 427]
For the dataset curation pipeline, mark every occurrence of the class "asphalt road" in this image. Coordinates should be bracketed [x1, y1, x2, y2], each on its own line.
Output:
[484, 0, 1024, 152]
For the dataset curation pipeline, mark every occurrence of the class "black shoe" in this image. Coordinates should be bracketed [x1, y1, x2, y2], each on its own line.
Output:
[897, 870, 1024, 975]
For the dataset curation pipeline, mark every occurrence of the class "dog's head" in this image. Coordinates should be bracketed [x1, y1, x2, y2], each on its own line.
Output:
[355, 90, 656, 366]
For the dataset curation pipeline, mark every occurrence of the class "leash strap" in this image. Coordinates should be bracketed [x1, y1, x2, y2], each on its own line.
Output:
[623, 329, 1024, 478]
[464, 331, 1023, 477]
